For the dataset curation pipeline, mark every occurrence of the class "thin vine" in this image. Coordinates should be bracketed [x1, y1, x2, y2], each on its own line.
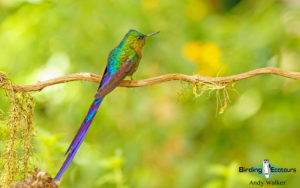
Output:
[0, 67, 299, 186]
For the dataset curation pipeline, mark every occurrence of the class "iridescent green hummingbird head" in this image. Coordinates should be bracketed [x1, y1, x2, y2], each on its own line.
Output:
[122, 29, 159, 52]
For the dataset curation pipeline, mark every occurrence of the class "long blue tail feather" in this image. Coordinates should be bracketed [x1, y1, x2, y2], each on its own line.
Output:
[54, 72, 111, 181]
[54, 98, 103, 181]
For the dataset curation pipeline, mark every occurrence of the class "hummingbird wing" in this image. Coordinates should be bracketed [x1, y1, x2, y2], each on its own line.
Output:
[64, 58, 133, 156]
[94, 58, 133, 99]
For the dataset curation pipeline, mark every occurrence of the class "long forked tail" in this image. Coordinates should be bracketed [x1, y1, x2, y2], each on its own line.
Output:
[54, 97, 104, 181]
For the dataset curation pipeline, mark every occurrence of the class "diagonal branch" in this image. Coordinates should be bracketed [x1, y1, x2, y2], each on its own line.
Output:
[7, 67, 300, 92]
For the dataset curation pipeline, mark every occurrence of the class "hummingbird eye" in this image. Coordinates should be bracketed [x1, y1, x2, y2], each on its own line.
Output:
[137, 36, 143, 40]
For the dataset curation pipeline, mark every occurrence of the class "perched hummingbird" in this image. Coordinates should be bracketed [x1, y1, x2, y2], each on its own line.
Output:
[54, 29, 159, 181]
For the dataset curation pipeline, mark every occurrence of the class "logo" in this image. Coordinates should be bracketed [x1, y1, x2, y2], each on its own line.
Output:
[239, 159, 296, 186]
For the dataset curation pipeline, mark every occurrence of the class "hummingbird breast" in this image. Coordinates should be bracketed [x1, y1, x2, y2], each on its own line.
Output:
[129, 50, 142, 76]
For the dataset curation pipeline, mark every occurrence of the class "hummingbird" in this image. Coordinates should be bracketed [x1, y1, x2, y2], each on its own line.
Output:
[53, 29, 159, 181]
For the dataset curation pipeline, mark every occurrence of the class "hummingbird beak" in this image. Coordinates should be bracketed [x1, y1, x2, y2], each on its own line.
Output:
[145, 31, 160, 37]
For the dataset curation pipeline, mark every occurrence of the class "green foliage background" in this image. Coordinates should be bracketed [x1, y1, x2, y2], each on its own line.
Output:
[1, 0, 300, 187]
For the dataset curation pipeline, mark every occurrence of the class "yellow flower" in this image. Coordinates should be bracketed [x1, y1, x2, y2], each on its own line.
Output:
[141, 0, 159, 10]
[182, 41, 226, 76]
[199, 42, 221, 64]
[186, 0, 207, 21]
[181, 41, 202, 61]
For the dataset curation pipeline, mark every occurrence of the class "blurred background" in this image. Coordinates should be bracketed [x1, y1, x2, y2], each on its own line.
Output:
[0, 0, 300, 187]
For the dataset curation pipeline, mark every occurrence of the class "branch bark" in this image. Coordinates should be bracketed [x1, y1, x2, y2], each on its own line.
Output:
[8, 67, 300, 92]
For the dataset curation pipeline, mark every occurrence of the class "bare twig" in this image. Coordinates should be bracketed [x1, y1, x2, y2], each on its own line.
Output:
[6, 67, 300, 92]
